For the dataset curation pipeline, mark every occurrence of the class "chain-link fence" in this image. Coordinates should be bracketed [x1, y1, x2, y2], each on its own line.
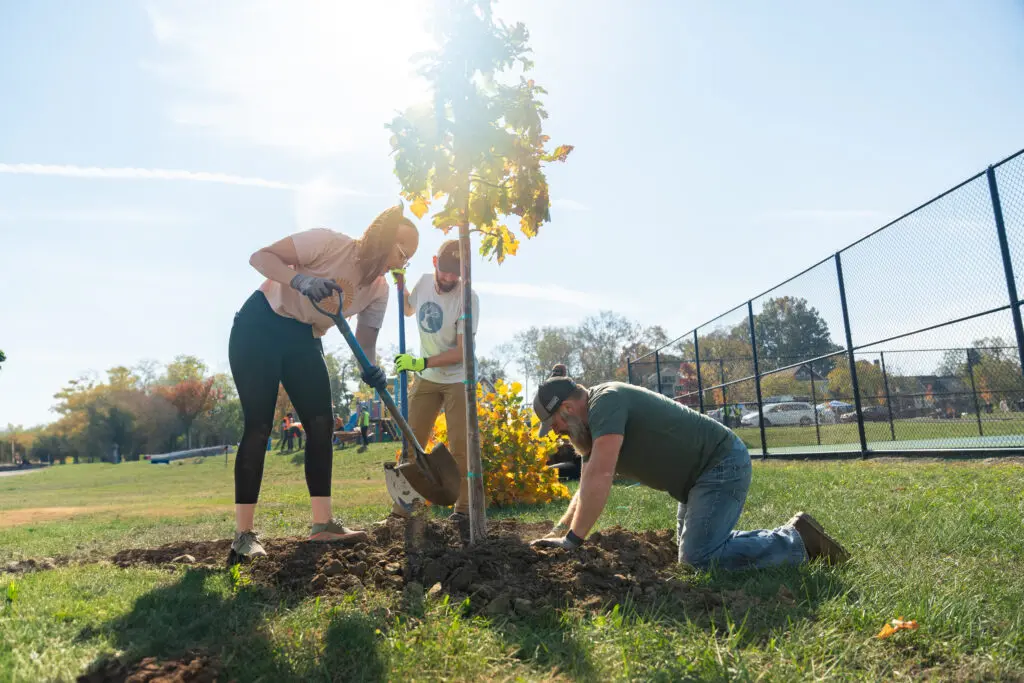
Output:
[627, 147, 1024, 457]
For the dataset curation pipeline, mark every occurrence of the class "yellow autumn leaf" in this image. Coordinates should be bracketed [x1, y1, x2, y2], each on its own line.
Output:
[410, 196, 430, 219]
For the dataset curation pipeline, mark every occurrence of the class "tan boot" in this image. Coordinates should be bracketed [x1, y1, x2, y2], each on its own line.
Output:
[787, 512, 850, 565]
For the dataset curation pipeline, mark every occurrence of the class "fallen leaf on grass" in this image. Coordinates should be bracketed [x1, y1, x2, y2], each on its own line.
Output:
[776, 585, 796, 605]
[876, 617, 918, 639]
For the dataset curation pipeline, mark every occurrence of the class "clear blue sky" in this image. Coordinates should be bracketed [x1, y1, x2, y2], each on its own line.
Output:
[2, 0, 1023, 428]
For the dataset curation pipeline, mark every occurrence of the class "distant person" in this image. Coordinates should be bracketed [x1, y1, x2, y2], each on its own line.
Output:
[227, 205, 417, 561]
[279, 414, 294, 452]
[528, 373, 849, 570]
[358, 402, 371, 453]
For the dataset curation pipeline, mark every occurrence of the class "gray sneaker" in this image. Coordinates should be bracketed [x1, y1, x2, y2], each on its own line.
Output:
[309, 519, 369, 543]
[230, 530, 267, 561]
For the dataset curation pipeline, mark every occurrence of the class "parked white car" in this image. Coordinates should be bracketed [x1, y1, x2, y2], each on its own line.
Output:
[740, 402, 816, 427]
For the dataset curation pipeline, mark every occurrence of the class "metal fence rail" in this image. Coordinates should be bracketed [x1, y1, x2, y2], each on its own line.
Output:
[627, 147, 1024, 458]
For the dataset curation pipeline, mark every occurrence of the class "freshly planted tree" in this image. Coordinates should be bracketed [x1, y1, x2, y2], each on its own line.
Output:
[387, 0, 572, 541]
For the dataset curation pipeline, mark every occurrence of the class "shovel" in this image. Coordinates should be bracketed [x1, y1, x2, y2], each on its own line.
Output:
[308, 296, 461, 507]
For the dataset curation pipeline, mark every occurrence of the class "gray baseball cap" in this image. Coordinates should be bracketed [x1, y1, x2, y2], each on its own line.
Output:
[533, 376, 578, 436]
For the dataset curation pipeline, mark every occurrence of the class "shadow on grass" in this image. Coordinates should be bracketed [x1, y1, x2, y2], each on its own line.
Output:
[78, 567, 385, 682]
[321, 608, 389, 682]
[673, 561, 851, 645]
[486, 611, 599, 680]
[480, 562, 849, 678]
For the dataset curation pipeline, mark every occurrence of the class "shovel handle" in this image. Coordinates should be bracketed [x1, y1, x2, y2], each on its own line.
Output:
[308, 296, 429, 457]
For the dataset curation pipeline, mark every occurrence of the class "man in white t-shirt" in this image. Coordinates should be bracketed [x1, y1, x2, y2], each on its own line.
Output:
[391, 240, 480, 524]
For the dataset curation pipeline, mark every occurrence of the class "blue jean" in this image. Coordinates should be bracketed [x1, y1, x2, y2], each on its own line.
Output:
[676, 436, 807, 570]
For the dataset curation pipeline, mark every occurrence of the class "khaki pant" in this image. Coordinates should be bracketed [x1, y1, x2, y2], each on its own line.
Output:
[392, 377, 469, 516]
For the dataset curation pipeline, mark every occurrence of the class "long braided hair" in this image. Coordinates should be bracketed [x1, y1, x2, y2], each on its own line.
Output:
[355, 205, 415, 286]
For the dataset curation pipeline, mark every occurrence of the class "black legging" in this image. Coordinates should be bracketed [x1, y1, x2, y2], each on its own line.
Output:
[229, 291, 334, 504]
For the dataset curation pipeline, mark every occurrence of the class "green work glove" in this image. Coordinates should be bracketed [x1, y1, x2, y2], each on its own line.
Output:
[394, 353, 427, 373]
[390, 268, 406, 287]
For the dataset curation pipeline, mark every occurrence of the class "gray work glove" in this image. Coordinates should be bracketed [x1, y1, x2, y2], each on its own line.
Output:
[361, 365, 387, 391]
[291, 274, 341, 303]
[530, 532, 583, 550]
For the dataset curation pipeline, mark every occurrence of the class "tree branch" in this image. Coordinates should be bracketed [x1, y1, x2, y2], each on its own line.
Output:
[469, 175, 511, 190]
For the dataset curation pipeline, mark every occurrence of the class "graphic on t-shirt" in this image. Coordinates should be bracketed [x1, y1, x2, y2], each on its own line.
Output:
[319, 277, 354, 316]
[418, 301, 444, 333]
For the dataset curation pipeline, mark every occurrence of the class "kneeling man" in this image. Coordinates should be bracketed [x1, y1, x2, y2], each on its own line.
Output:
[529, 373, 849, 570]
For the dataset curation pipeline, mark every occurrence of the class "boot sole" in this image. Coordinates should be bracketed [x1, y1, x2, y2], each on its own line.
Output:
[227, 548, 267, 567]
[789, 512, 850, 564]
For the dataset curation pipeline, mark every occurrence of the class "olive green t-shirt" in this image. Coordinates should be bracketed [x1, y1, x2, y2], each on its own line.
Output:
[585, 382, 737, 503]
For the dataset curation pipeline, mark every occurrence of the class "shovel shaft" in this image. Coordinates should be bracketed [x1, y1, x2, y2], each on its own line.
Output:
[309, 298, 428, 456]
[397, 279, 409, 419]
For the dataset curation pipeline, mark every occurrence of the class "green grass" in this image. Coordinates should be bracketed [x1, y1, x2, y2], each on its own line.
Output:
[733, 417, 1024, 450]
[2, 445, 1024, 681]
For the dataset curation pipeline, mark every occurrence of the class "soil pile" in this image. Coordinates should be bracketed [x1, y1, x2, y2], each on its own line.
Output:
[110, 519, 718, 613]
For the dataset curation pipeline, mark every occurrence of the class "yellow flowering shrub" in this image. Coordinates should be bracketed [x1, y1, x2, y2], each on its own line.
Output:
[420, 378, 571, 507]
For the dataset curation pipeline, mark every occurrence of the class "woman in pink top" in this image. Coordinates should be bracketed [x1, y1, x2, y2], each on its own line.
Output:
[227, 205, 419, 562]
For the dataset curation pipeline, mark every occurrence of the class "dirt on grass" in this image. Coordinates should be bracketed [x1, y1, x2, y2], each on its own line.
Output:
[77, 651, 222, 683]
[0, 506, 114, 528]
[109, 518, 758, 615]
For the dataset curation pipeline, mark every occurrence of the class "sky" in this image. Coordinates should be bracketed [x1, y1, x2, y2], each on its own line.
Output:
[2, 0, 1023, 428]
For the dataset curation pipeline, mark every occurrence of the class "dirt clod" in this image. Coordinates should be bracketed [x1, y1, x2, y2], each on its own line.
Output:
[322, 559, 345, 576]
[484, 593, 512, 616]
[513, 598, 535, 616]
[77, 651, 221, 683]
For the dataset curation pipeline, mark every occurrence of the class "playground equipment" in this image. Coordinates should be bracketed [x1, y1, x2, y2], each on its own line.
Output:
[148, 445, 228, 464]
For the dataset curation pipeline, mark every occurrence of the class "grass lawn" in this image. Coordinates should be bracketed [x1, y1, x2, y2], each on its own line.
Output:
[2, 445, 1023, 681]
[733, 417, 1024, 451]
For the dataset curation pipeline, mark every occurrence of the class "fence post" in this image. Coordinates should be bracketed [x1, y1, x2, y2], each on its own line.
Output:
[747, 300, 769, 459]
[880, 351, 896, 441]
[655, 351, 663, 395]
[835, 252, 869, 456]
[627, 359, 634, 385]
[988, 166, 1024, 375]
[966, 349, 984, 437]
[693, 330, 705, 413]
[719, 359, 727, 420]
[810, 371, 822, 445]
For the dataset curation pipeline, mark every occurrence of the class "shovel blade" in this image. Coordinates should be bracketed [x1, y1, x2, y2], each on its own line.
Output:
[397, 444, 461, 507]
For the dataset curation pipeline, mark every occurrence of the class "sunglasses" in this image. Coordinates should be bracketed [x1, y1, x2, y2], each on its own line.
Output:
[394, 242, 411, 267]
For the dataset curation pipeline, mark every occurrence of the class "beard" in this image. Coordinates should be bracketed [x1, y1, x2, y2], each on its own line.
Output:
[564, 413, 593, 458]
[435, 273, 458, 293]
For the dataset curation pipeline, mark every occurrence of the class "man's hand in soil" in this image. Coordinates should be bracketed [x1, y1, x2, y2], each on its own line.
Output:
[548, 521, 569, 537]
[530, 531, 583, 550]
[563, 434, 623, 540]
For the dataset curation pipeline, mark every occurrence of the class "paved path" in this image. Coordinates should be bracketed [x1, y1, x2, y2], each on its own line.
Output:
[750, 433, 1024, 456]
[0, 467, 46, 478]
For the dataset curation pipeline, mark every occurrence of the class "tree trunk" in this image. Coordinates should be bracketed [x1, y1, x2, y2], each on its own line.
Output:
[459, 215, 486, 543]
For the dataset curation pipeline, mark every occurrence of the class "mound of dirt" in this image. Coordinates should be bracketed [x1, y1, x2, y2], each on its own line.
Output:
[3, 556, 66, 574]
[111, 519, 732, 614]
[77, 651, 222, 683]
